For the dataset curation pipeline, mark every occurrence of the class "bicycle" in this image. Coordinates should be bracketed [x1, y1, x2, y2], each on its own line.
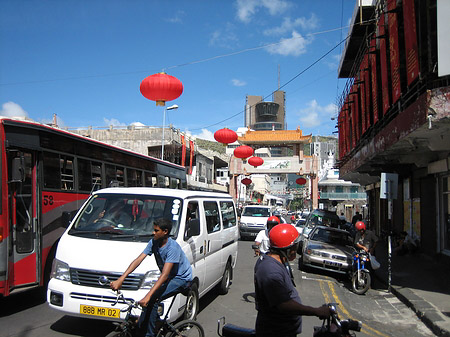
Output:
[101, 278, 204, 337]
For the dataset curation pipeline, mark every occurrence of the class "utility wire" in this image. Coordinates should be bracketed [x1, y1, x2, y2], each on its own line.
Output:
[191, 34, 351, 131]
[0, 19, 374, 87]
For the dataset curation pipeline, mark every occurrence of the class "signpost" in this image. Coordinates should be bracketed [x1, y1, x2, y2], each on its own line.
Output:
[380, 172, 398, 291]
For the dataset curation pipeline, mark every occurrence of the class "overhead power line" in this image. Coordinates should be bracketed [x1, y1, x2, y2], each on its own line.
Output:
[0, 19, 374, 87]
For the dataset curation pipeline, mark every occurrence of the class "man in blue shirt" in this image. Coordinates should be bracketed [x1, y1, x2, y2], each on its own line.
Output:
[111, 217, 192, 337]
[254, 224, 330, 336]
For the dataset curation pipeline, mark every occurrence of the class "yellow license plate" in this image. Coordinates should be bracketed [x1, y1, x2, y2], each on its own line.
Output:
[80, 304, 120, 318]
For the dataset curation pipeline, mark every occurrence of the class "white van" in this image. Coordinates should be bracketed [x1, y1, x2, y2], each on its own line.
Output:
[47, 187, 238, 322]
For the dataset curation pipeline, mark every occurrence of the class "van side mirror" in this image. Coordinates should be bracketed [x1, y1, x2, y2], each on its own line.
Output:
[185, 218, 200, 239]
[61, 211, 72, 228]
[11, 157, 25, 182]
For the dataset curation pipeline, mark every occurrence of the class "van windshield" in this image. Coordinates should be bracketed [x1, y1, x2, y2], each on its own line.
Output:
[69, 193, 183, 242]
[242, 207, 270, 217]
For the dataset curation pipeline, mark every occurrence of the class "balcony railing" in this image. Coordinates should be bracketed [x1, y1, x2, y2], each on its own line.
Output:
[320, 192, 367, 200]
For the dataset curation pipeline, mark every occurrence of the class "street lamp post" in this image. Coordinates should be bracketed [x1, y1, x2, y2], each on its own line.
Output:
[161, 104, 179, 160]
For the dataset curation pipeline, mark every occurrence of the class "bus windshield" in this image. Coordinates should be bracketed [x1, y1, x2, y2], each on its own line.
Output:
[69, 193, 183, 241]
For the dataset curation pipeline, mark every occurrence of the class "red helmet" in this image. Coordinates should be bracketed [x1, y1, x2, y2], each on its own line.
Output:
[269, 223, 299, 249]
[267, 216, 281, 225]
[355, 221, 366, 231]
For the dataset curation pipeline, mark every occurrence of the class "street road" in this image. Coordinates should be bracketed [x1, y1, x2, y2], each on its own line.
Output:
[0, 240, 435, 337]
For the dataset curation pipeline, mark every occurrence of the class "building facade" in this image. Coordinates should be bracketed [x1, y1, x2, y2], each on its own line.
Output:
[338, 0, 450, 259]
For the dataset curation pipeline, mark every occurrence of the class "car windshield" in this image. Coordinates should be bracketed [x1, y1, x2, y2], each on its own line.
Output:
[242, 207, 270, 217]
[304, 212, 341, 233]
[69, 193, 183, 242]
[311, 228, 353, 247]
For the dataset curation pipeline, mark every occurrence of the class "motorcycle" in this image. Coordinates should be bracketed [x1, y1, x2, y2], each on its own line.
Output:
[351, 250, 371, 295]
[217, 304, 361, 337]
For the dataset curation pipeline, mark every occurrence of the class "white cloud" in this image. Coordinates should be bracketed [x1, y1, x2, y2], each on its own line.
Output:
[265, 30, 312, 56]
[325, 54, 341, 70]
[236, 0, 290, 23]
[299, 100, 337, 127]
[231, 78, 246, 87]
[193, 129, 215, 141]
[166, 10, 184, 23]
[0, 101, 28, 118]
[104, 118, 126, 127]
[264, 14, 319, 36]
[209, 23, 238, 48]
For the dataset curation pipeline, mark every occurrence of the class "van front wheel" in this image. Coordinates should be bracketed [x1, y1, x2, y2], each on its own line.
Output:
[218, 262, 232, 295]
[183, 283, 199, 320]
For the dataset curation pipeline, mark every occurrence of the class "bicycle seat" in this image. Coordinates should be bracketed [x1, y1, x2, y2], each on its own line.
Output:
[222, 324, 256, 337]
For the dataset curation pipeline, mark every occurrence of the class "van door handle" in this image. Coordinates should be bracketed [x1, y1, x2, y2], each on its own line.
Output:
[200, 246, 203, 254]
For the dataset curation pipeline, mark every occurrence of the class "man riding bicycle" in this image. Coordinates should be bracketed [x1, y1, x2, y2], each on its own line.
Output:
[254, 223, 331, 336]
[111, 217, 193, 337]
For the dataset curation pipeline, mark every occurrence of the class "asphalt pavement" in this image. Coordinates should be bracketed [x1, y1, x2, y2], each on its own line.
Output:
[373, 239, 450, 337]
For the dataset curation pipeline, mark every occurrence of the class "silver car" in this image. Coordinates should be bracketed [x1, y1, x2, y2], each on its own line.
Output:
[298, 226, 354, 274]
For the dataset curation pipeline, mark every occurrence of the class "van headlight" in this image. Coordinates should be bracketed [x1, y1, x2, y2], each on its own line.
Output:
[50, 259, 71, 282]
[141, 270, 161, 289]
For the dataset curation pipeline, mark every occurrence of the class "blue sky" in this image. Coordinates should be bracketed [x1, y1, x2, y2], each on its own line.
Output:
[0, 0, 356, 140]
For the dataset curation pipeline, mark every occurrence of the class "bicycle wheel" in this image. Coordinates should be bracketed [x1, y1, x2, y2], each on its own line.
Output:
[166, 319, 204, 337]
[105, 330, 132, 337]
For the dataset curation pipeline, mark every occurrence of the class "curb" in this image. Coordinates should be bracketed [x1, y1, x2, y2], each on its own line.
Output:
[373, 270, 450, 337]
[390, 286, 450, 337]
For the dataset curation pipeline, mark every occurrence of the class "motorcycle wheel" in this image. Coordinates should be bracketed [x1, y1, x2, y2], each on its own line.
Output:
[352, 270, 371, 295]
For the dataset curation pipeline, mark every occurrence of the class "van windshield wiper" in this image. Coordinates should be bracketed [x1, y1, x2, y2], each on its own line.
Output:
[69, 228, 124, 235]
[115, 234, 154, 239]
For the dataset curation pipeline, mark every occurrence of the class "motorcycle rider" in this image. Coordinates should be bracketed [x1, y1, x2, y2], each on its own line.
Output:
[354, 220, 378, 254]
[253, 215, 280, 256]
[254, 223, 331, 336]
[272, 210, 287, 224]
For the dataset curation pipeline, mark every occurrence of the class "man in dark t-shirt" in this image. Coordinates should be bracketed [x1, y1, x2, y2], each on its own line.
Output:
[254, 224, 331, 337]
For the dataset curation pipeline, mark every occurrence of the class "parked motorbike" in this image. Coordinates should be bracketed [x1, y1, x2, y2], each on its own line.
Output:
[351, 250, 371, 295]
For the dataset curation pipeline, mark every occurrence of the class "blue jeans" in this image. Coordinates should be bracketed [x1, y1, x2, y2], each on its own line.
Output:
[137, 278, 189, 337]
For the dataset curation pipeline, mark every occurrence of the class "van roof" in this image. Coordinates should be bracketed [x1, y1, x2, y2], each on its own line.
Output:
[93, 187, 233, 200]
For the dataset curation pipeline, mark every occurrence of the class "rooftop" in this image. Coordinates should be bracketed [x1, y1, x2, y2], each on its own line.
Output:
[238, 127, 312, 146]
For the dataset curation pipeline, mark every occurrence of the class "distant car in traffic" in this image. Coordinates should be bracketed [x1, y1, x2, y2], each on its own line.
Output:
[298, 225, 354, 274]
[295, 218, 306, 234]
[299, 209, 342, 241]
[238, 205, 272, 240]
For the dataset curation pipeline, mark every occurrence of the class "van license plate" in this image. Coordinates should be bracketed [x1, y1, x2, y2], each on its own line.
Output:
[80, 304, 120, 318]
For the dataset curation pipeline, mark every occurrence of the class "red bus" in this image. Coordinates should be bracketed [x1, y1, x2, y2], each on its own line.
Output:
[0, 117, 187, 297]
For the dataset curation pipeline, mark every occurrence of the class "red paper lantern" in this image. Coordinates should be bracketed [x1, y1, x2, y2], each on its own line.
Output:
[241, 178, 252, 186]
[234, 145, 253, 159]
[248, 156, 264, 168]
[296, 177, 307, 185]
[214, 128, 238, 145]
[140, 72, 183, 106]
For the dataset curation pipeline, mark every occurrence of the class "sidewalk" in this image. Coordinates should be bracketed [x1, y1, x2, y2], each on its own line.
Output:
[374, 240, 450, 337]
